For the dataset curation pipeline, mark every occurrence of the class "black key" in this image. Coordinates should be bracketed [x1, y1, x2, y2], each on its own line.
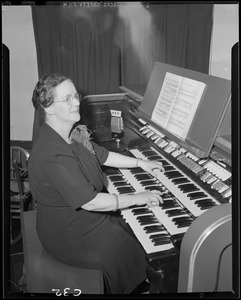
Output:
[140, 219, 159, 226]
[179, 184, 200, 193]
[150, 233, 169, 239]
[195, 199, 217, 209]
[113, 182, 129, 187]
[139, 220, 157, 226]
[135, 174, 153, 180]
[109, 175, 124, 181]
[177, 221, 193, 228]
[141, 149, 157, 153]
[188, 191, 207, 197]
[151, 235, 170, 241]
[149, 233, 167, 239]
[187, 191, 207, 197]
[174, 220, 192, 226]
[132, 208, 151, 215]
[117, 190, 135, 194]
[161, 200, 178, 209]
[154, 240, 172, 245]
[145, 186, 162, 191]
[194, 199, 215, 205]
[117, 186, 135, 191]
[164, 166, 175, 171]
[144, 225, 163, 231]
[179, 183, 197, 189]
[104, 169, 121, 175]
[137, 215, 154, 221]
[134, 212, 154, 221]
[132, 207, 150, 212]
[200, 203, 217, 210]
[130, 168, 146, 174]
[137, 214, 155, 219]
[166, 209, 186, 217]
[141, 150, 157, 156]
[172, 178, 190, 184]
[140, 180, 158, 186]
[182, 187, 200, 193]
[165, 170, 183, 176]
[172, 216, 192, 222]
[117, 188, 135, 193]
[142, 154, 158, 159]
[144, 225, 163, 233]
[162, 200, 176, 204]
[173, 217, 193, 227]
[148, 155, 163, 161]
[165, 171, 183, 179]
[151, 236, 171, 243]
[162, 204, 178, 209]
[188, 192, 207, 200]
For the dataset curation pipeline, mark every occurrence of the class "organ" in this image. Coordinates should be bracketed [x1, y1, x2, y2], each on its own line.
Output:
[79, 61, 234, 294]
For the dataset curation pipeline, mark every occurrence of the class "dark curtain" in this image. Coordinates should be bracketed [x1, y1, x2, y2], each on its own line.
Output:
[31, 4, 213, 142]
[31, 5, 121, 141]
[121, 4, 213, 87]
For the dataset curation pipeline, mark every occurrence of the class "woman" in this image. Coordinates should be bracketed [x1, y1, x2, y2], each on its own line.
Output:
[28, 73, 164, 294]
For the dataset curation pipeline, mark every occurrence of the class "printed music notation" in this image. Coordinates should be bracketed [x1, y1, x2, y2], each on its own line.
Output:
[151, 72, 206, 140]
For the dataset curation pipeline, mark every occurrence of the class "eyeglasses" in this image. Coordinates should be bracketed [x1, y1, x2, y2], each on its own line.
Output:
[53, 93, 82, 106]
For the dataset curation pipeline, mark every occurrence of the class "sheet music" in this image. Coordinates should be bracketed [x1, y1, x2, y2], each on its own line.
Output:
[151, 72, 206, 140]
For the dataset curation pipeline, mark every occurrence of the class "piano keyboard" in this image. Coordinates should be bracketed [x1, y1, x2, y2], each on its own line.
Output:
[121, 206, 175, 254]
[130, 147, 220, 217]
[105, 146, 221, 255]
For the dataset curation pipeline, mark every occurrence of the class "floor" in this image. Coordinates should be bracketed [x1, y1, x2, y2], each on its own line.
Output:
[8, 219, 27, 295]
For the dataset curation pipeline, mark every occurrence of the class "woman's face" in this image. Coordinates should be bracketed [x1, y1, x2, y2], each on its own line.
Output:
[51, 80, 81, 125]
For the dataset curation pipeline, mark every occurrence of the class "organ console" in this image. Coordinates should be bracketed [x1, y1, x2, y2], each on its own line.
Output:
[79, 61, 234, 294]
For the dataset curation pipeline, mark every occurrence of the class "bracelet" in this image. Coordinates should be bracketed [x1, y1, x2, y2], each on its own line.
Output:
[113, 194, 119, 211]
[136, 158, 140, 167]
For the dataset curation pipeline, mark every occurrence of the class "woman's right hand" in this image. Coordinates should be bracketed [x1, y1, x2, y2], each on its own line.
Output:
[133, 190, 163, 207]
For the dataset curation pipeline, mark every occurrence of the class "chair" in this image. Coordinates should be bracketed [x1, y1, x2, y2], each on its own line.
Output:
[10, 146, 32, 245]
[14, 160, 104, 294]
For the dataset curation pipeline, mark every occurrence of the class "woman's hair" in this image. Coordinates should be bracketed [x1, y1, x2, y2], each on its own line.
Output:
[32, 73, 71, 119]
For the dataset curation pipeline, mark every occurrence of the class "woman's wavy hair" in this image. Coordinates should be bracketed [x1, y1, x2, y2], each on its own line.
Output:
[32, 73, 72, 119]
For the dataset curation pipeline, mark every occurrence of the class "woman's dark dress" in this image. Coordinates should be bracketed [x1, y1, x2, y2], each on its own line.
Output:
[28, 123, 147, 294]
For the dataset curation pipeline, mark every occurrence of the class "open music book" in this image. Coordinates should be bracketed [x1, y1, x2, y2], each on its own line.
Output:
[151, 72, 206, 140]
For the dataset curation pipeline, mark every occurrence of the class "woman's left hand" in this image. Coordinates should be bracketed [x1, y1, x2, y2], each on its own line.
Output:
[137, 159, 165, 178]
